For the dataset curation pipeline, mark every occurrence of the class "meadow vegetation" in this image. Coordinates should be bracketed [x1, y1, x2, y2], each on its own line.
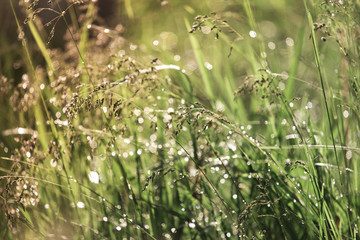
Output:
[0, 0, 360, 239]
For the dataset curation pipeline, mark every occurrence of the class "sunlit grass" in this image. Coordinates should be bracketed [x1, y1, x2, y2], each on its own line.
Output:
[1, 0, 359, 239]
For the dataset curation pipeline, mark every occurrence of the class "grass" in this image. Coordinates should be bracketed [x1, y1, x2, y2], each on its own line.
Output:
[1, 0, 360, 239]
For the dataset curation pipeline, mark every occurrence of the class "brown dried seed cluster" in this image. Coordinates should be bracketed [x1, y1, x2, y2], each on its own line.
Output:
[234, 74, 282, 104]
[0, 136, 40, 231]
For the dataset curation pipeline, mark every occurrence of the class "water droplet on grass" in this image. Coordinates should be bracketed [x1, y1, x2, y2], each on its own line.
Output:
[89, 171, 99, 184]
[268, 42, 276, 50]
[17, 128, 25, 134]
[249, 30, 257, 38]
[204, 62, 213, 70]
[286, 37, 294, 46]
[188, 222, 196, 228]
[201, 26, 211, 34]
[346, 150, 352, 160]
[50, 159, 57, 167]
[90, 140, 97, 149]
[77, 201, 85, 208]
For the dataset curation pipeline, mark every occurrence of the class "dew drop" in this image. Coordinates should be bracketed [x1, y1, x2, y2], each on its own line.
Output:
[89, 171, 100, 184]
[50, 159, 57, 167]
[346, 150, 352, 160]
[268, 41, 276, 50]
[90, 140, 97, 149]
[307, 102, 313, 109]
[249, 30, 257, 38]
[285, 37, 294, 47]
[201, 26, 211, 34]
[77, 201, 85, 208]
[188, 222, 196, 228]
[18, 128, 25, 134]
